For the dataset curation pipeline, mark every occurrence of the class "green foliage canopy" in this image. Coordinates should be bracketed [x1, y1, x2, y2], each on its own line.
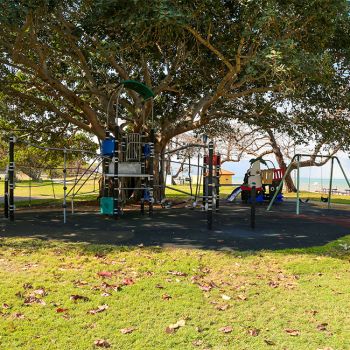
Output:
[0, 0, 349, 149]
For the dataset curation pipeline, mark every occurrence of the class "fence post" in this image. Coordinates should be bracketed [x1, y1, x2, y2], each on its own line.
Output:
[296, 155, 300, 215]
[4, 171, 8, 218]
[207, 141, 213, 230]
[63, 149, 67, 223]
[8, 136, 15, 222]
[251, 184, 256, 229]
[328, 157, 334, 209]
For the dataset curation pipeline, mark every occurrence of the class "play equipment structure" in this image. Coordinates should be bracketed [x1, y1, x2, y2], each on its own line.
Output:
[160, 139, 221, 229]
[99, 80, 156, 219]
[227, 157, 284, 204]
[267, 154, 350, 214]
[2, 80, 221, 230]
[226, 157, 285, 228]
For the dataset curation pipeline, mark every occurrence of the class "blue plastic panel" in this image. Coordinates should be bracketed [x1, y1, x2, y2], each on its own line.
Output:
[101, 139, 115, 157]
[100, 197, 114, 215]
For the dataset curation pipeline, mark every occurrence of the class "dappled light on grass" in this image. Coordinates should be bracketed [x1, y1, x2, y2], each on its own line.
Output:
[0, 236, 349, 349]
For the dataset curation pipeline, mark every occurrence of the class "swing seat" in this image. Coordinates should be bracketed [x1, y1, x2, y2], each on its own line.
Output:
[299, 198, 310, 203]
[321, 196, 329, 203]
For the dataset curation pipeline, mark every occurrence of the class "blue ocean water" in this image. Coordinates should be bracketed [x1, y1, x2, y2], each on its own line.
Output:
[294, 177, 350, 192]
[233, 177, 350, 192]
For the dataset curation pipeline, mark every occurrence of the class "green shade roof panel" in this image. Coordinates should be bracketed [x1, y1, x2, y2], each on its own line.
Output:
[120, 80, 155, 100]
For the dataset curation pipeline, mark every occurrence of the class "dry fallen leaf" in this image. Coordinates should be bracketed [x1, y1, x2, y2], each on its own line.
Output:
[199, 284, 212, 292]
[167, 271, 188, 277]
[219, 326, 233, 333]
[317, 323, 329, 331]
[216, 304, 229, 311]
[162, 294, 172, 300]
[2, 303, 10, 309]
[248, 328, 260, 336]
[177, 319, 186, 327]
[23, 283, 33, 290]
[33, 288, 47, 296]
[155, 284, 164, 289]
[237, 294, 247, 301]
[120, 327, 135, 334]
[285, 328, 300, 336]
[56, 308, 68, 313]
[268, 281, 279, 288]
[122, 278, 135, 286]
[13, 312, 25, 319]
[221, 294, 231, 301]
[70, 295, 89, 302]
[100, 282, 121, 292]
[88, 305, 109, 315]
[24, 296, 46, 306]
[165, 319, 186, 333]
[165, 326, 175, 334]
[192, 340, 204, 346]
[264, 339, 275, 345]
[306, 310, 318, 316]
[97, 271, 113, 278]
[74, 280, 88, 287]
[94, 339, 111, 348]
[200, 267, 211, 274]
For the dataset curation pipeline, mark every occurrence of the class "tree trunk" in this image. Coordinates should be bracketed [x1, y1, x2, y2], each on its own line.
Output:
[154, 142, 167, 202]
[19, 167, 42, 182]
[266, 130, 297, 192]
[284, 172, 297, 193]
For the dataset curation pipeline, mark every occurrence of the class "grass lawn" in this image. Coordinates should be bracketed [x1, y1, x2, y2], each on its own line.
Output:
[0, 179, 98, 198]
[0, 236, 349, 349]
[1, 179, 350, 207]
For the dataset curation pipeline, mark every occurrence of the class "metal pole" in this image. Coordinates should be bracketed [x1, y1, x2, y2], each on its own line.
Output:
[29, 171, 32, 208]
[335, 157, 350, 189]
[207, 141, 213, 230]
[251, 184, 256, 229]
[202, 156, 207, 208]
[296, 155, 300, 215]
[148, 129, 155, 216]
[215, 153, 220, 211]
[8, 136, 15, 222]
[159, 147, 165, 202]
[63, 149, 67, 223]
[267, 154, 298, 211]
[4, 173, 8, 218]
[113, 128, 119, 219]
[140, 132, 145, 215]
[328, 157, 334, 209]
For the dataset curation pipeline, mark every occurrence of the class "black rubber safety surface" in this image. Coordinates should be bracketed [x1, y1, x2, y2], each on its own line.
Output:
[1, 201, 349, 251]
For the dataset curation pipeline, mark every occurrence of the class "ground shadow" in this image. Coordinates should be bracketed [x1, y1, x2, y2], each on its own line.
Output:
[1, 201, 349, 255]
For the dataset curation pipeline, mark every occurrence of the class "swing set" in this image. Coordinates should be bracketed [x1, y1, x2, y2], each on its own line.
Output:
[267, 154, 350, 214]
[298, 155, 331, 204]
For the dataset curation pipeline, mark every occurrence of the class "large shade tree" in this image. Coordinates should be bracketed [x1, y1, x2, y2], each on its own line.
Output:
[0, 0, 349, 153]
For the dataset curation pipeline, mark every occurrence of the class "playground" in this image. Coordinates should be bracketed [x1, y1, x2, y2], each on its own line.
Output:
[1, 3, 350, 348]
